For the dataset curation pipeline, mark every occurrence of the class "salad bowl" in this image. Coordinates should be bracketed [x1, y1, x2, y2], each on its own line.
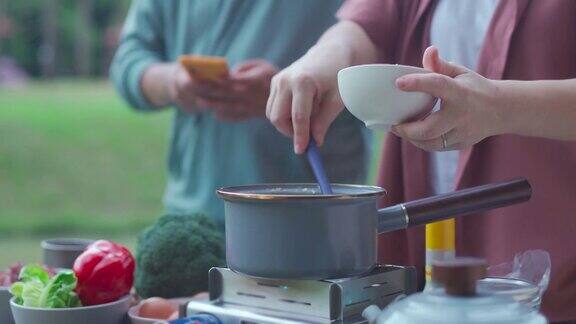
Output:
[10, 294, 131, 324]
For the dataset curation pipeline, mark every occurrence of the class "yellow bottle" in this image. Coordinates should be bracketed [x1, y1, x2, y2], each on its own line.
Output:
[425, 218, 455, 289]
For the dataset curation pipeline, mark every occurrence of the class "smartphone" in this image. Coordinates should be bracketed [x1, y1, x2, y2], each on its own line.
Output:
[178, 55, 229, 81]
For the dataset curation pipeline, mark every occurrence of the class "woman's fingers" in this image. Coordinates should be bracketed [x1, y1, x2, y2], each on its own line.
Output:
[268, 78, 294, 138]
[265, 82, 277, 120]
[396, 72, 459, 101]
[391, 47, 495, 152]
[268, 72, 318, 154]
[392, 106, 456, 142]
[422, 46, 469, 77]
[405, 126, 480, 152]
[405, 127, 457, 152]
[291, 75, 317, 154]
[408, 138, 471, 152]
[310, 91, 344, 145]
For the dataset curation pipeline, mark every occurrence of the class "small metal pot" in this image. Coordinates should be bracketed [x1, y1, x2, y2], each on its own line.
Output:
[41, 238, 94, 269]
[217, 178, 531, 280]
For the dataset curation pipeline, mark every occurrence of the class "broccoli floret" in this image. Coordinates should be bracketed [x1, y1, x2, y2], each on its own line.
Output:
[135, 214, 225, 298]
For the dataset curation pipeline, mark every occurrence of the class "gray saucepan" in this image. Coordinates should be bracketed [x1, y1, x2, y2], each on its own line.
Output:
[217, 178, 531, 280]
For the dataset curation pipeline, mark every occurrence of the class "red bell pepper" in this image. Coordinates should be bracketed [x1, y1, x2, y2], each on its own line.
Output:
[73, 240, 135, 305]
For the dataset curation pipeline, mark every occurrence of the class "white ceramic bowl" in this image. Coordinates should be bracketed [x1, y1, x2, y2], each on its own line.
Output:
[0, 287, 15, 324]
[128, 297, 191, 324]
[10, 294, 131, 324]
[337, 64, 436, 131]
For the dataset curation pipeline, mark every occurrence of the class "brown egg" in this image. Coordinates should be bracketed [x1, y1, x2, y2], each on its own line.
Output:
[139, 297, 178, 319]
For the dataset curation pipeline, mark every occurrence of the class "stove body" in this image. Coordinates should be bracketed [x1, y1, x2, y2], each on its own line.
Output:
[186, 265, 416, 323]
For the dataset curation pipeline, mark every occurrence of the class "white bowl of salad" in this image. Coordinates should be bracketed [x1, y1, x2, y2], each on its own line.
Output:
[10, 294, 131, 324]
[8, 240, 136, 324]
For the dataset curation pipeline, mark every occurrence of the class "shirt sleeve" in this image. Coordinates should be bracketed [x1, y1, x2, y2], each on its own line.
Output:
[109, 0, 166, 112]
[336, 0, 402, 63]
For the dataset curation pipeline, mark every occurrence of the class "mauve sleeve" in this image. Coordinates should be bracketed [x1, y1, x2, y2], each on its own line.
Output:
[336, 0, 401, 63]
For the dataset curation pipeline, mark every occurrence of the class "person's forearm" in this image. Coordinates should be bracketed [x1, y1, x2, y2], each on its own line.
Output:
[283, 20, 380, 93]
[293, 21, 380, 80]
[266, 20, 381, 151]
[314, 20, 380, 66]
[497, 79, 576, 140]
[141, 63, 178, 108]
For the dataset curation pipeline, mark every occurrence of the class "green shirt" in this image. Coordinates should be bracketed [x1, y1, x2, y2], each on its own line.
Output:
[111, 0, 368, 224]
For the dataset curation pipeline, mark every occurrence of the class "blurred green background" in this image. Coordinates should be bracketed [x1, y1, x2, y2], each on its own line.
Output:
[0, 1, 383, 269]
[0, 81, 383, 268]
[0, 81, 169, 267]
[1, 0, 145, 268]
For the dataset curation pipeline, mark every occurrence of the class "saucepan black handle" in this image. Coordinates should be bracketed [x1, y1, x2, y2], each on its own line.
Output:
[377, 178, 532, 233]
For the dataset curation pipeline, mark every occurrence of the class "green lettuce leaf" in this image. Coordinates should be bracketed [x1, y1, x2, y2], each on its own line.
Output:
[42, 271, 82, 308]
[9, 265, 82, 308]
[21, 280, 44, 307]
[18, 265, 49, 285]
[9, 281, 24, 305]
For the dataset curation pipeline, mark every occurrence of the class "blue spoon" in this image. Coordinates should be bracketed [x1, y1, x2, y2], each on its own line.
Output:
[306, 138, 334, 194]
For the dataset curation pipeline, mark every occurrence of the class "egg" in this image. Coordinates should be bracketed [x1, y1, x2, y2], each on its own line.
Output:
[138, 297, 178, 319]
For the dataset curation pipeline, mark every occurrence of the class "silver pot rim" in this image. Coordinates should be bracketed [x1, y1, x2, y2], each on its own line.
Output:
[217, 183, 386, 202]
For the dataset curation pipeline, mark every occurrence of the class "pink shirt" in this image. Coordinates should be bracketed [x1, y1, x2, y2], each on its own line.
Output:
[338, 0, 576, 321]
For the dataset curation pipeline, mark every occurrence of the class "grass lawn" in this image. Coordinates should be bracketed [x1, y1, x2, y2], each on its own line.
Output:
[0, 80, 170, 233]
[0, 80, 170, 267]
[0, 79, 383, 269]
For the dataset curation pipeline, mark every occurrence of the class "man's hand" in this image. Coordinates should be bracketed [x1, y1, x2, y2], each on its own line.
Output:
[142, 63, 219, 114]
[194, 59, 278, 122]
[145, 60, 278, 121]
[167, 64, 207, 114]
[392, 46, 505, 151]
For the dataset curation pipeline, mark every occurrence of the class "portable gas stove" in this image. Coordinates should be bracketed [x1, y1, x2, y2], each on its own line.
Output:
[186, 265, 416, 324]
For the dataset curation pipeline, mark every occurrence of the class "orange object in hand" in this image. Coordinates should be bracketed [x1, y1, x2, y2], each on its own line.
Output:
[178, 55, 229, 81]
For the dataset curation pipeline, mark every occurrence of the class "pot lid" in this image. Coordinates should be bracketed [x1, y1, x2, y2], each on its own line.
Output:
[370, 258, 546, 324]
[216, 183, 385, 201]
